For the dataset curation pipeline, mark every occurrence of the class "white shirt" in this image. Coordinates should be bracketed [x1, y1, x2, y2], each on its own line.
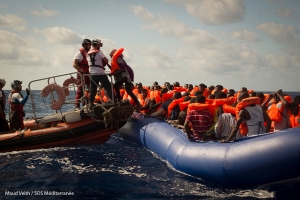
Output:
[74, 51, 84, 62]
[8, 93, 23, 103]
[87, 49, 106, 75]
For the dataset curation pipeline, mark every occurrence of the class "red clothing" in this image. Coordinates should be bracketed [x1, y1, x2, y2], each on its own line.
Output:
[186, 110, 213, 139]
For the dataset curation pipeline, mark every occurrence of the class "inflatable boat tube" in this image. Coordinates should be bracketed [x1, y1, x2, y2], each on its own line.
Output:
[119, 114, 300, 187]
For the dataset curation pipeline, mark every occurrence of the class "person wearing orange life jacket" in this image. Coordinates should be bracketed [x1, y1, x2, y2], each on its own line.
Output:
[223, 92, 271, 142]
[184, 95, 214, 142]
[151, 91, 182, 119]
[109, 48, 140, 110]
[267, 89, 290, 131]
[73, 39, 92, 110]
[0, 78, 10, 132]
[87, 39, 113, 110]
[8, 80, 30, 131]
[138, 89, 150, 114]
[208, 85, 214, 96]
[199, 83, 209, 98]
[289, 102, 300, 128]
[178, 96, 192, 126]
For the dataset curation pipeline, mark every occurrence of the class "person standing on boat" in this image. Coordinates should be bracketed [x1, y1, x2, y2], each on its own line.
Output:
[109, 48, 140, 110]
[73, 38, 92, 110]
[0, 78, 10, 132]
[87, 39, 113, 109]
[8, 80, 30, 131]
[223, 92, 271, 142]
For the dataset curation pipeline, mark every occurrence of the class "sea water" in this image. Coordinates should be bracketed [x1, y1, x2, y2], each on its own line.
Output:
[0, 90, 300, 199]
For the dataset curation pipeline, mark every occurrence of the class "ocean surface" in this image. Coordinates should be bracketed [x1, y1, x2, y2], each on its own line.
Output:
[1, 90, 300, 200]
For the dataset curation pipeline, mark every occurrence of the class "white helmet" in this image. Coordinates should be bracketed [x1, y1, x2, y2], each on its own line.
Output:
[0, 78, 6, 86]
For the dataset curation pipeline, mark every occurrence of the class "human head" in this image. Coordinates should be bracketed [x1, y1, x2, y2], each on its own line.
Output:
[249, 92, 256, 97]
[294, 95, 300, 105]
[183, 96, 191, 102]
[160, 88, 168, 97]
[11, 80, 22, 91]
[215, 85, 223, 92]
[228, 89, 235, 97]
[182, 92, 190, 97]
[215, 91, 227, 99]
[193, 91, 202, 96]
[240, 87, 248, 93]
[184, 84, 188, 89]
[91, 39, 103, 49]
[188, 84, 193, 91]
[208, 94, 215, 99]
[208, 85, 214, 92]
[153, 81, 158, 86]
[256, 92, 265, 104]
[173, 82, 180, 87]
[199, 83, 207, 92]
[109, 49, 117, 58]
[82, 39, 91, 51]
[173, 91, 182, 100]
[167, 85, 174, 91]
[195, 95, 206, 103]
[289, 102, 299, 116]
[164, 82, 170, 87]
[142, 89, 148, 98]
[0, 78, 6, 89]
[238, 92, 250, 102]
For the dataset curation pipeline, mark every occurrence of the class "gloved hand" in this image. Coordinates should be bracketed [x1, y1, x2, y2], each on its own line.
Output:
[26, 88, 30, 95]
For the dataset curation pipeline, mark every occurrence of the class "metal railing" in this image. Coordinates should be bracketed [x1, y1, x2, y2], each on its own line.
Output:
[27, 71, 115, 122]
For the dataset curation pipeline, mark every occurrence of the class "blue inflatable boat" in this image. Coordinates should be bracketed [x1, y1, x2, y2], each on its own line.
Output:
[119, 113, 300, 187]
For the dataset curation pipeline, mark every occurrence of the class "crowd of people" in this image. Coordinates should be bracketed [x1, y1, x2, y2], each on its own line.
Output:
[1, 38, 300, 143]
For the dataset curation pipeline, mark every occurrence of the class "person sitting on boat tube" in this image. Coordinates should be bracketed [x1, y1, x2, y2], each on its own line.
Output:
[223, 92, 271, 142]
[0, 78, 10, 132]
[184, 95, 214, 142]
[8, 80, 30, 131]
[73, 38, 92, 110]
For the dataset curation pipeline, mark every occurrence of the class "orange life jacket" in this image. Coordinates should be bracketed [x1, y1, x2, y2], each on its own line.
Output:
[179, 101, 190, 111]
[206, 99, 215, 105]
[187, 103, 215, 118]
[289, 109, 300, 128]
[201, 88, 209, 98]
[213, 97, 235, 106]
[138, 95, 150, 114]
[174, 86, 186, 93]
[167, 97, 184, 118]
[222, 104, 236, 115]
[110, 48, 124, 74]
[267, 101, 285, 123]
[162, 92, 174, 103]
[190, 86, 199, 96]
[235, 97, 261, 136]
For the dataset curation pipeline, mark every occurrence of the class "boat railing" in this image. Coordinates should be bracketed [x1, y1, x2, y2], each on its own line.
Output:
[28, 71, 115, 122]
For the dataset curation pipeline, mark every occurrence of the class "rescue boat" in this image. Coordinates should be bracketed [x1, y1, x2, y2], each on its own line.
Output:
[1, 72, 133, 153]
[119, 113, 300, 187]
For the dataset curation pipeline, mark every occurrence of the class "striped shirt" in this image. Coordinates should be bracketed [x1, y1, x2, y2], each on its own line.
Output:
[186, 109, 213, 139]
[214, 113, 242, 140]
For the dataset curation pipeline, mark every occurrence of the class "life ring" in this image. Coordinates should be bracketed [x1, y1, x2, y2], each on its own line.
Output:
[41, 84, 66, 110]
[62, 77, 79, 96]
